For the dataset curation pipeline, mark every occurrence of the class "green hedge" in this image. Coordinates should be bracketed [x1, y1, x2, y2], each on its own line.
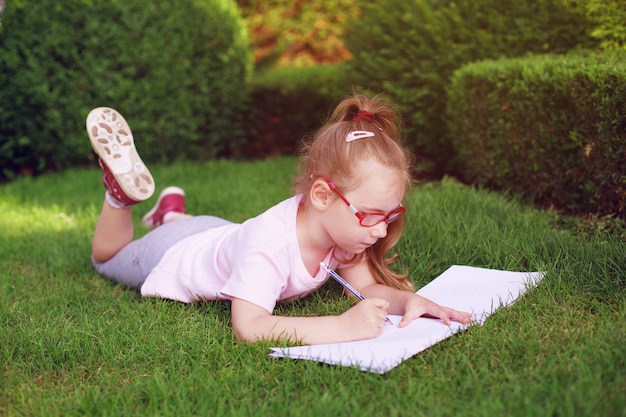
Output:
[343, 0, 597, 174]
[0, 0, 251, 180]
[446, 51, 626, 218]
[236, 64, 352, 159]
[586, 0, 626, 51]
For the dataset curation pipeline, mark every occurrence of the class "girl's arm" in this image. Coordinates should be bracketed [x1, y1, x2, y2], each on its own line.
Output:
[340, 262, 472, 328]
[230, 296, 389, 344]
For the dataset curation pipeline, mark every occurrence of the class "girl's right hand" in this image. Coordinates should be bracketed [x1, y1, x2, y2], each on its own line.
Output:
[340, 298, 390, 341]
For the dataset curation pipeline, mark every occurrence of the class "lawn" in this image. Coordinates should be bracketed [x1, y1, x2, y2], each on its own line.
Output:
[1, 157, 624, 416]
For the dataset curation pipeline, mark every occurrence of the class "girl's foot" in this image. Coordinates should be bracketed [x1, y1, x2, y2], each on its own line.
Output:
[86, 107, 155, 206]
[142, 186, 187, 227]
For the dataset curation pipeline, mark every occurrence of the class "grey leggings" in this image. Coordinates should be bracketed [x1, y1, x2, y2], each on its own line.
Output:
[92, 216, 232, 290]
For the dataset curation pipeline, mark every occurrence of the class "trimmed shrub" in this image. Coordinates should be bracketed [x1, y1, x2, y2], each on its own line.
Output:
[0, 0, 251, 180]
[343, 0, 597, 174]
[585, 0, 626, 50]
[236, 64, 352, 159]
[446, 51, 626, 218]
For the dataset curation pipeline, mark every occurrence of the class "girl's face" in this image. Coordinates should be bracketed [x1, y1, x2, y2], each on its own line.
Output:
[324, 162, 405, 255]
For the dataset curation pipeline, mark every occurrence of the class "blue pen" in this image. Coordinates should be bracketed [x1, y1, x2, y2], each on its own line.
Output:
[320, 262, 393, 325]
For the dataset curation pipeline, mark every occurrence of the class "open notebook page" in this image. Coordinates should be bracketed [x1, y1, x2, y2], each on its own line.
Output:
[269, 265, 545, 374]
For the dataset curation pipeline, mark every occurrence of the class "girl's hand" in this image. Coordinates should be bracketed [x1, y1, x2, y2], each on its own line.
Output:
[339, 298, 390, 340]
[398, 294, 472, 328]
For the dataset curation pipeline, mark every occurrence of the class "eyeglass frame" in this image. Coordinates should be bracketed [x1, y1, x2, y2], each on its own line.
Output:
[311, 174, 405, 227]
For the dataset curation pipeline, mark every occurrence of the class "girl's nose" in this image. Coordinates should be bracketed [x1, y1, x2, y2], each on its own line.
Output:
[370, 221, 388, 239]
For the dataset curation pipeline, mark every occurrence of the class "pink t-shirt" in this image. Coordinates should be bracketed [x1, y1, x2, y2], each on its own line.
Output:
[140, 195, 339, 313]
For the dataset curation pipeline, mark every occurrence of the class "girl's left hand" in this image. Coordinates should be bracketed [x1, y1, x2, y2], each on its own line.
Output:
[398, 294, 472, 328]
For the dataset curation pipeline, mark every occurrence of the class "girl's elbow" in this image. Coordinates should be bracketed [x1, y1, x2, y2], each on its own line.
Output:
[231, 298, 271, 342]
[232, 321, 261, 343]
[233, 330, 256, 343]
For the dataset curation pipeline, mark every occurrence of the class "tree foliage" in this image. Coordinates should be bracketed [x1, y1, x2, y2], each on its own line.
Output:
[237, 0, 358, 68]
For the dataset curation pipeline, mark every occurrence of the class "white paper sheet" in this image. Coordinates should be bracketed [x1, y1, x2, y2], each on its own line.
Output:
[269, 265, 545, 373]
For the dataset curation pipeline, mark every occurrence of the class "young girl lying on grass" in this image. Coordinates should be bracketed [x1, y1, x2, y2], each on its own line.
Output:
[87, 93, 470, 344]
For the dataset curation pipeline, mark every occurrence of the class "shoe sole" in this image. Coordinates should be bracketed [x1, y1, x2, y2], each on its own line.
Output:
[86, 107, 155, 202]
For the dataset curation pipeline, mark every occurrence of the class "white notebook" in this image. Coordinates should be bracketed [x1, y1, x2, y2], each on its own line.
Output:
[269, 265, 545, 374]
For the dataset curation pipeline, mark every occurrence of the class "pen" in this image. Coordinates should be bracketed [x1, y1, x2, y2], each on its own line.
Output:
[320, 262, 393, 325]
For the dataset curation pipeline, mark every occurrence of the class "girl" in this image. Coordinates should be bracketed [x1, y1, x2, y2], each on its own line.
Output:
[88, 94, 470, 345]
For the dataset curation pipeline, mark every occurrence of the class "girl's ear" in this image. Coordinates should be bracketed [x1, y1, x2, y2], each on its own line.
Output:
[309, 180, 332, 211]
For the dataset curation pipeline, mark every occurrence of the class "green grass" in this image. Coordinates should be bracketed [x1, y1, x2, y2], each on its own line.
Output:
[1, 158, 624, 417]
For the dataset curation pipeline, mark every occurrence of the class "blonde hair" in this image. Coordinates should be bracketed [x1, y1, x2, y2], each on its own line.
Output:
[293, 94, 415, 291]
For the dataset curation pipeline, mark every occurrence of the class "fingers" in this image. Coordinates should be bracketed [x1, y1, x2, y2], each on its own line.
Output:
[399, 301, 472, 328]
[369, 297, 390, 310]
[342, 298, 390, 340]
[364, 298, 390, 328]
[450, 309, 473, 324]
[439, 306, 472, 325]
[432, 309, 450, 325]
[398, 315, 412, 328]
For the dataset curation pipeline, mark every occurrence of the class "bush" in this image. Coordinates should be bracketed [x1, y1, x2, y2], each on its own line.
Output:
[585, 0, 626, 50]
[446, 51, 626, 218]
[343, 0, 597, 174]
[0, 0, 251, 181]
[236, 64, 352, 159]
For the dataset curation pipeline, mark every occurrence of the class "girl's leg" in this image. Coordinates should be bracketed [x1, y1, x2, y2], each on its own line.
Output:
[87, 106, 218, 290]
[92, 185, 190, 262]
[86, 107, 155, 262]
[92, 203, 135, 262]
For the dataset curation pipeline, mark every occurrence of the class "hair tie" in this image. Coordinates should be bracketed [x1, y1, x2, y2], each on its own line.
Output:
[352, 109, 375, 123]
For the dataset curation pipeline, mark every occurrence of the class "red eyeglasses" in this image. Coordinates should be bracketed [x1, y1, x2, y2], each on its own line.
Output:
[312, 174, 405, 227]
